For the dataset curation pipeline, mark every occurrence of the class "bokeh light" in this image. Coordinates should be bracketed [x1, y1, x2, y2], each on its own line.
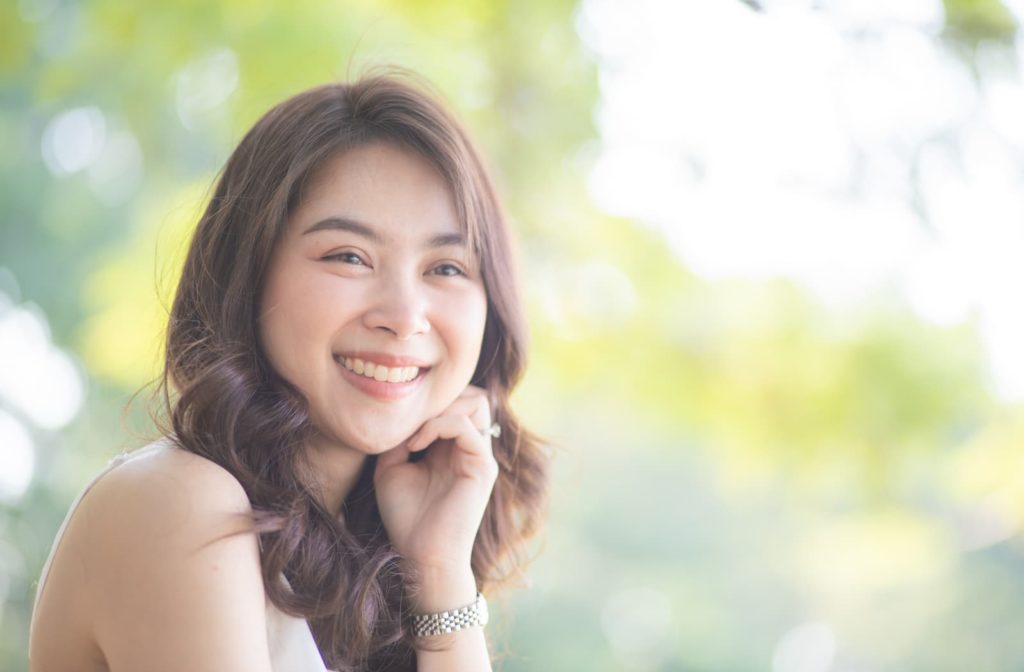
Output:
[0, 410, 35, 504]
[0, 294, 83, 430]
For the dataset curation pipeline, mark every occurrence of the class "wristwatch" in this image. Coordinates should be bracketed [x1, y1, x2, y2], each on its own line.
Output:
[412, 592, 489, 637]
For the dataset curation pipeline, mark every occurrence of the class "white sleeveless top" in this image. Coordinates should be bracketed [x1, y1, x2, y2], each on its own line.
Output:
[32, 440, 336, 672]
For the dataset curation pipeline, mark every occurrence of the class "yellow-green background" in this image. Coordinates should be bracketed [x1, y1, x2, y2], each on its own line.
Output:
[3, 0, 1024, 670]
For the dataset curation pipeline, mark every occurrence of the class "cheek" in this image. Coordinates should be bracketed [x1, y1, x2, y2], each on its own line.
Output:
[446, 291, 488, 374]
[258, 272, 340, 383]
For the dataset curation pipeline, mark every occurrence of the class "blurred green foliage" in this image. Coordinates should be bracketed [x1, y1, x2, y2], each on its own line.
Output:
[942, 0, 1019, 46]
[3, 1, 1024, 671]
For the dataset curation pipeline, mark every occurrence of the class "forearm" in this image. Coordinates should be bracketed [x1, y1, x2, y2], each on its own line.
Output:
[411, 567, 492, 672]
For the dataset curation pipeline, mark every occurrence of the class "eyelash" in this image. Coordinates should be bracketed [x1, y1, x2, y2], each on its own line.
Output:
[432, 263, 466, 277]
[325, 251, 365, 265]
[323, 252, 466, 277]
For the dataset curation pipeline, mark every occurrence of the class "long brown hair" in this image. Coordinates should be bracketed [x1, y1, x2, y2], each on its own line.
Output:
[158, 70, 549, 671]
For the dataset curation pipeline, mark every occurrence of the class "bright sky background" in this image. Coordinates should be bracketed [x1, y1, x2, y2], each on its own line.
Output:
[580, 0, 1024, 401]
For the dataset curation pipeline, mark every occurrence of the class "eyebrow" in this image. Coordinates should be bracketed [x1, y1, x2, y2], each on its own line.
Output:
[302, 216, 466, 248]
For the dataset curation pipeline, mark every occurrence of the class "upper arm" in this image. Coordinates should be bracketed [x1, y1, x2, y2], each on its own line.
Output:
[82, 451, 273, 672]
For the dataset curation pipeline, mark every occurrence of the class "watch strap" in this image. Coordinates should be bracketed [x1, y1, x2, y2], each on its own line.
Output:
[411, 591, 489, 637]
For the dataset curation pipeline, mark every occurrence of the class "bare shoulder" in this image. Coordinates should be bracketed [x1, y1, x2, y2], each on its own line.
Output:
[90, 442, 254, 525]
[81, 443, 256, 571]
[77, 442, 273, 671]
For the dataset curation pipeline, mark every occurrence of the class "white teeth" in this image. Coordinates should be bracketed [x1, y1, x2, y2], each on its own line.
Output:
[337, 356, 421, 383]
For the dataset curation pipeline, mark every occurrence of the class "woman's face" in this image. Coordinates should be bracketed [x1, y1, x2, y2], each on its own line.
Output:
[258, 141, 488, 455]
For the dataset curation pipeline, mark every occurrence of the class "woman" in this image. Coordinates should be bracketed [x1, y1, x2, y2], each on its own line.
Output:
[29, 71, 549, 671]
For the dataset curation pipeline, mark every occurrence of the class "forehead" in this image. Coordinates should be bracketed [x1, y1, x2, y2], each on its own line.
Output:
[292, 141, 462, 239]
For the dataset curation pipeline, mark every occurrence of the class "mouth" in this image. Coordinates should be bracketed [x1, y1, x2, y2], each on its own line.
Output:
[332, 354, 431, 400]
[334, 355, 430, 382]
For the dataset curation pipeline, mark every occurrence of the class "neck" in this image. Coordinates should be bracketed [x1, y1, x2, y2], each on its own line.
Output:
[302, 433, 368, 517]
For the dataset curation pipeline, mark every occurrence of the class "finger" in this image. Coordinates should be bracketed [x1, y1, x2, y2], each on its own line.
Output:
[455, 384, 488, 401]
[406, 385, 493, 454]
[407, 414, 494, 459]
[467, 399, 491, 436]
[452, 388, 492, 421]
[410, 415, 499, 485]
[440, 389, 489, 419]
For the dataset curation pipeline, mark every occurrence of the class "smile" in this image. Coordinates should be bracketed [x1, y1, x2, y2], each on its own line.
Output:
[339, 356, 421, 382]
[332, 355, 430, 400]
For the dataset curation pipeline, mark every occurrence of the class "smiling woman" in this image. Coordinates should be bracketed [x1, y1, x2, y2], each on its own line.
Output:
[261, 142, 489, 463]
[28, 71, 549, 672]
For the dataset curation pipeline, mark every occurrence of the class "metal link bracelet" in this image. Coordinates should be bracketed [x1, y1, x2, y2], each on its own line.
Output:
[411, 592, 489, 637]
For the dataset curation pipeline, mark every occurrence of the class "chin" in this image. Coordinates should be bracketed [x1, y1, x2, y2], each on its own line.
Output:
[310, 402, 418, 451]
[356, 435, 405, 455]
[337, 423, 414, 455]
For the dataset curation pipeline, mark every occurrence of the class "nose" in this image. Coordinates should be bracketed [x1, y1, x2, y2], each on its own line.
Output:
[363, 273, 431, 340]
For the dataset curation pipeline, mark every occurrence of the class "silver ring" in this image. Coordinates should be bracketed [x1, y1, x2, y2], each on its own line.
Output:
[480, 422, 501, 438]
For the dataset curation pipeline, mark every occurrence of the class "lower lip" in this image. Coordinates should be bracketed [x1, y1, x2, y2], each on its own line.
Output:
[336, 359, 428, 401]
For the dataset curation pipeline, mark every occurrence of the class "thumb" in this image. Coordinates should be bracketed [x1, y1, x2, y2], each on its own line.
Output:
[374, 441, 411, 481]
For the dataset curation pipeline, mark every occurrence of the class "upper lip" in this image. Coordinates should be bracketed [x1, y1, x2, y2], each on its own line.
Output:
[335, 350, 433, 368]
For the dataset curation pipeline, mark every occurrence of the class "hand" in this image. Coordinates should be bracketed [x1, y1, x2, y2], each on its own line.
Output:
[373, 385, 500, 574]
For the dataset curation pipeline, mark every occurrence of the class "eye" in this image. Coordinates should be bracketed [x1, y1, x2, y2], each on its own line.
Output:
[323, 251, 366, 265]
[431, 263, 466, 277]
